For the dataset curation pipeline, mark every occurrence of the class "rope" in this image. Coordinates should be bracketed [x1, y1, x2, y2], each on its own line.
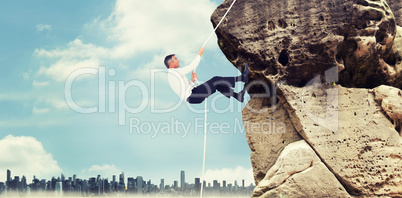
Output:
[202, 0, 238, 48]
[200, 98, 207, 198]
[196, 0, 237, 197]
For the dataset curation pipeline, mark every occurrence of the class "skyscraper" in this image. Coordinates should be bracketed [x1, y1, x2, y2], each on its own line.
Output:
[136, 176, 143, 194]
[6, 170, 11, 183]
[22, 176, 27, 191]
[6, 170, 11, 190]
[127, 177, 135, 192]
[213, 180, 219, 190]
[160, 179, 164, 192]
[180, 171, 185, 191]
[195, 178, 200, 193]
[73, 174, 77, 186]
[119, 172, 125, 191]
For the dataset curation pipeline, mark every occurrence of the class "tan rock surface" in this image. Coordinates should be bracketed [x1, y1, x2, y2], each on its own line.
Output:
[279, 84, 402, 196]
[242, 96, 302, 185]
[374, 85, 402, 134]
[252, 140, 350, 198]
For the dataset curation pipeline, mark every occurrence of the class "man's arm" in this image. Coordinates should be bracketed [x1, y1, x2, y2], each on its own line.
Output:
[176, 47, 204, 75]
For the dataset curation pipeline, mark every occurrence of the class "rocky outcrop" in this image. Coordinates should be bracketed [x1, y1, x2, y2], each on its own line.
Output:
[211, 0, 402, 91]
[252, 140, 350, 197]
[243, 84, 402, 197]
[211, 0, 402, 197]
[242, 96, 302, 184]
[278, 84, 402, 196]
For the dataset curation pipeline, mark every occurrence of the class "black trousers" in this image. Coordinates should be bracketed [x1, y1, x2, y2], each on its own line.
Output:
[187, 76, 237, 104]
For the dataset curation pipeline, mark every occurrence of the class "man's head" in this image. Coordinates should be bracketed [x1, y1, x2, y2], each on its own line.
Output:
[164, 54, 180, 69]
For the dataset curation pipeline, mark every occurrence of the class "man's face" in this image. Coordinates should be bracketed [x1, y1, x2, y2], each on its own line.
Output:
[169, 56, 180, 68]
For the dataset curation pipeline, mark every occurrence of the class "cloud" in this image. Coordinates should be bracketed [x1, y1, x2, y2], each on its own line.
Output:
[32, 106, 50, 114]
[203, 166, 255, 186]
[103, 0, 217, 58]
[34, 0, 217, 81]
[0, 135, 62, 181]
[36, 24, 52, 32]
[37, 56, 100, 82]
[85, 164, 122, 178]
[32, 80, 49, 87]
[34, 39, 109, 59]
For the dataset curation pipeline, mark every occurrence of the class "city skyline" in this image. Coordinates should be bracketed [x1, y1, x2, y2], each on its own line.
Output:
[0, 169, 254, 197]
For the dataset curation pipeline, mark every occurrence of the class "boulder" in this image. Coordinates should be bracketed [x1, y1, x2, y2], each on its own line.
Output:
[252, 140, 350, 197]
[211, 0, 402, 90]
[241, 83, 402, 197]
[278, 84, 402, 196]
[242, 96, 302, 184]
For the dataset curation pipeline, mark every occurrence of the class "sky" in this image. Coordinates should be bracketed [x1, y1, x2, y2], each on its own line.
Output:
[0, 0, 253, 187]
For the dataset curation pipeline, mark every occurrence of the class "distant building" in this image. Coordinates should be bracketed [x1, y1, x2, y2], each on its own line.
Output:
[119, 172, 125, 191]
[73, 174, 77, 186]
[136, 176, 143, 194]
[213, 180, 220, 190]
[112, 175, 116, 192]
[160, 179, 164, 192]
[21, 176, 27, 192]
[194, 178, 200, 193]
[127, 177, 135, 192]
[180, 171, 185, 191]
[61, 174, 65, 182]
[55, 181, 62, 196]
[0, 182, 5, 195]
[7, 170, 11, 183]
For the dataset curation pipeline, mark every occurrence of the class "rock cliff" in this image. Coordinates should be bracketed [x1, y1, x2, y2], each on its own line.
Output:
[212, 0, 402, 91]
[212, 0, 402, 197]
